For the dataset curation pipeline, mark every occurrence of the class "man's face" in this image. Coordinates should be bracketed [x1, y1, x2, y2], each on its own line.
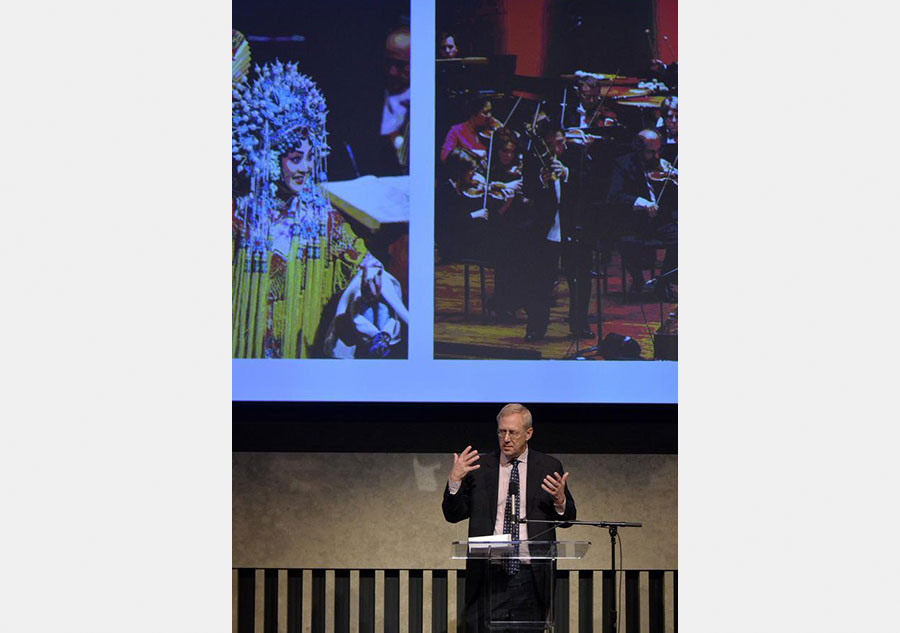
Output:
[497, 413, 532, 459]
[638, 136, 662, 169]
[385, 28, 411, 95]
[441, 36, 458, 59]
[579, 82, 600, 107]
[664, 108, 677, 134]
[545, 131, 566, 157]
[280, 140, 313, 193]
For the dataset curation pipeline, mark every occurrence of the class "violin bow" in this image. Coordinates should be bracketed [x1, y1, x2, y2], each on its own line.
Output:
[586, 66, 621, 129]
[481, 96, 523, 208]
[501, 95, 523, 127]
[483, 126, 495, 209]
[655, 153, 678, 206]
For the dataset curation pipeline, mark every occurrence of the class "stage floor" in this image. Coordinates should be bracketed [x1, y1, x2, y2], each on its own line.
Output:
[434, 252, 677, 360]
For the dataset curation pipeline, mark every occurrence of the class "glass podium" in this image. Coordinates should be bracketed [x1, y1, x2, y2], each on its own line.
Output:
[451, 541, 590, 632]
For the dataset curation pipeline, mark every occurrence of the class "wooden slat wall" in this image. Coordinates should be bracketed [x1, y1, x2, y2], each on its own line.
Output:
[446, 571, 456, 633]
[233, 570, 240, 633]
[236, 569, 677, 633]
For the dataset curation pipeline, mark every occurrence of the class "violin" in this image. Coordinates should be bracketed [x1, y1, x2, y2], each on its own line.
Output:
[647, 158, 678, 186]
[477, 118, 504, 142]
[522, 123, 553, 168]
[583, 103, 618, 129]
[459, 172, 518, 201]
[564, 128, 610, 145]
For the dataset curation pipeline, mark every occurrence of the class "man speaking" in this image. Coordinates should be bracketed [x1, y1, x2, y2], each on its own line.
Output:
[442, 403, 577, 632]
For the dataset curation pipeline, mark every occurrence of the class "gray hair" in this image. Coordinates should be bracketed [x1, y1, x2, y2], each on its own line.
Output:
[496, 403, 533, 429]
[634, 128, 660, 151]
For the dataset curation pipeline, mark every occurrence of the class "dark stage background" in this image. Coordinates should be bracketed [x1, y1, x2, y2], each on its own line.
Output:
[233, 401, 676, 454]
[233, 0, 410, 180]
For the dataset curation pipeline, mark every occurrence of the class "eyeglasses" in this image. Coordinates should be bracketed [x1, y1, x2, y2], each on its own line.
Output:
[497, 429, 523, 439]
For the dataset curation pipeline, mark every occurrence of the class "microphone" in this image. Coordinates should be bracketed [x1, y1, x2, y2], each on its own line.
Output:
[508, 479, 519, 518]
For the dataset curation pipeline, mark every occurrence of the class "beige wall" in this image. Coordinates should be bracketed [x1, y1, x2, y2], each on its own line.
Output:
[233, 452, 676, 570]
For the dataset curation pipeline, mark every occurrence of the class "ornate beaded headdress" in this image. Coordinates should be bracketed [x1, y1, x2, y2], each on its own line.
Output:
[232, 60, 329, 187]
[232, 61, 332, 252]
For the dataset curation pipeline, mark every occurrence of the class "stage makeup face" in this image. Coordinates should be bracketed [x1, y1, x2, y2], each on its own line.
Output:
[280, 140, 314, 193]
[497, 413, 533, 460]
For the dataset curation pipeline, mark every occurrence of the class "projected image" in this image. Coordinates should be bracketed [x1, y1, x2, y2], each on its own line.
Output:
[434, 0, 678, 361]
[233, 1, 410, 359]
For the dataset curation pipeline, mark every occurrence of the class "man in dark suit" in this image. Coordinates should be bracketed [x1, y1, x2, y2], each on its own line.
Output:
[606, 129, 677, 297]
[442, 403, 577, 633]
[520, 122, 594, 341]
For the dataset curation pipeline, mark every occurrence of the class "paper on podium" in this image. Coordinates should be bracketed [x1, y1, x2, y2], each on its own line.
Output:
[467, 534, 513, 550]
[322, 175, 409, 231]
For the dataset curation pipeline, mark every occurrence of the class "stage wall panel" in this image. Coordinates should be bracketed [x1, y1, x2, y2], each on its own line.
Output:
[233, 452, 676, 570]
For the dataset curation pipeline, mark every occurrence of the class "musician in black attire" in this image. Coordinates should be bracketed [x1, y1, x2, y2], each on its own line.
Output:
[327, 23, 410, 180]
[606, 129, 677, 297]
[520, 122, 594, 341]
[655, 96, 677, 163]
[435, 148, 492, 262]
[563, 75, 618, 131]
[485, 127, 528, 321]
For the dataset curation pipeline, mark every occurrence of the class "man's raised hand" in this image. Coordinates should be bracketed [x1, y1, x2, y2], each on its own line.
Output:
[449, 446, 481, 482]
[541, 471, 569, 506]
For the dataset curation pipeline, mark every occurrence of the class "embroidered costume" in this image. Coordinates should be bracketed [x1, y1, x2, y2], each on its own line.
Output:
[232, 61, 369, 358]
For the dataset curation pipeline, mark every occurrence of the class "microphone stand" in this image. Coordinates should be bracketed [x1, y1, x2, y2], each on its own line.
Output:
[522, 519, 642, 633]
[562, 142, 590, 360]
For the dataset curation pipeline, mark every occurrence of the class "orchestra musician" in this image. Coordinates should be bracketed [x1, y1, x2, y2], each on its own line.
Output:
[485, 127, 529, 321]
[655, 96, 677, 162]
[563, 74, 618, 132]
[656, 96, 677, 143]
[329, 23, 410, 179]
[606, 129, 677, 298]
[435, 148, 493, 262]
[380, 25, 411, 171]
[520, 121, 594, 341]
[439, 31, 459, 59]
[440, 95, 494, 163]
[650, 58, 678, 90]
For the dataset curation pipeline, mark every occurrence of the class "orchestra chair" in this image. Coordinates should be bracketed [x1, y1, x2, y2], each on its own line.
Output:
[436, 245, 495, 323]
[617, 234, 665, 301]
[458, 257, 493, 322]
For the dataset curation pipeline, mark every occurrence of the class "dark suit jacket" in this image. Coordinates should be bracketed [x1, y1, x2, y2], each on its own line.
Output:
[607, 151, 677, 235]
[520, 155, 573, 242]
[442, 449, 577, 608]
